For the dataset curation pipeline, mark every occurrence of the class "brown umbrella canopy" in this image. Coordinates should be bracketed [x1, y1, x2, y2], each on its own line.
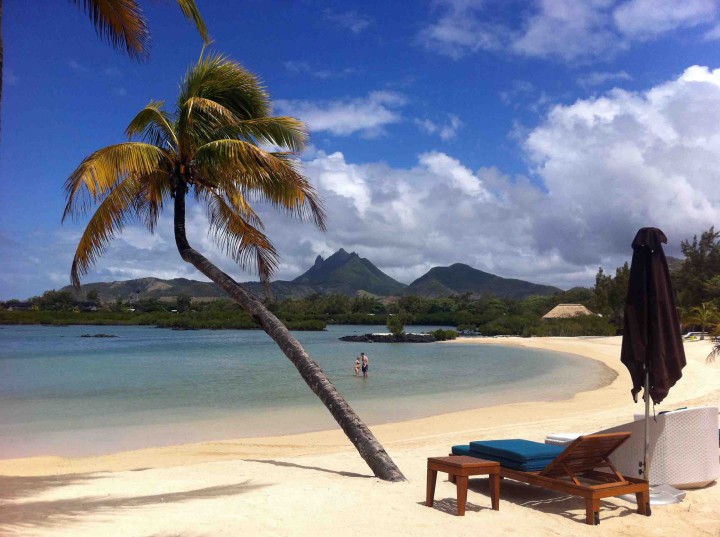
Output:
[620, 227, 686, 404]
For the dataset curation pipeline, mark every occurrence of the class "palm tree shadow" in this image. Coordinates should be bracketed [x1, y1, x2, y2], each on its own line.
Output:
[0, 473, 106, 501]
[0, 477, 267, 533]
[245, 459, 372, 479]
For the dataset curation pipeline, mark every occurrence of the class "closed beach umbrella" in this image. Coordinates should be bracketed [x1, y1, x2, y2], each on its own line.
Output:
[620, 227, 686, 484]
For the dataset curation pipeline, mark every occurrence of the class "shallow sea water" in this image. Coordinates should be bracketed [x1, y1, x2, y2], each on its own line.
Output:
[0, 324, 612, 457]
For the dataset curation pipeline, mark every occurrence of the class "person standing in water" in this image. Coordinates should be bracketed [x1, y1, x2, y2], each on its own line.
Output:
[354, 355, 361, 376]
[361, 352, 369, 378]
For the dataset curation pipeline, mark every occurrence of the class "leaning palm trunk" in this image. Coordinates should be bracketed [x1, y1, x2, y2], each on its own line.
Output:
[174, 188, 405, 482]
[64, 53, 406, 482]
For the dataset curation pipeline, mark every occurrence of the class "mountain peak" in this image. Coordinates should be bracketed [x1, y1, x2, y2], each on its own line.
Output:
[407, 263, 560, 299]
[292, 249, 405, 295]
[327, 248, 355, 261]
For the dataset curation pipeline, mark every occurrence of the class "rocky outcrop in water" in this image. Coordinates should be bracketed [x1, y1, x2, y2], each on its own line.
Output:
[339, 333, 435, 343]
[80, 333, 118, 338]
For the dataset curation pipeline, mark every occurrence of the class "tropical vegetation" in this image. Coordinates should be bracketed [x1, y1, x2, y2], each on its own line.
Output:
[683, 303, 719, 341]
[672, 228, 720, 363]
[61, 53, 404, 481]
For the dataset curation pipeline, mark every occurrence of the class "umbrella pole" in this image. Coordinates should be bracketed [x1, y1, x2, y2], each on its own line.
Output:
[643, 368, 650, 481]
[641, 367, 684, 506]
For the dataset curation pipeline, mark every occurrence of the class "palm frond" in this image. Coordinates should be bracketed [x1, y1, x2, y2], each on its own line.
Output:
[218, 116, 308, 153]
[63, 143, 170, 221]
[707, 323, 720, 364]
[133, 171, 173, 233]
[125, 101, 178, 149]
[71, 0, 149, 60]
[194, 139, 326, 230]
[175, 0, 210, 44]
[178, 54, 270, 121]
[201, 190, 279, 282]
[177, 96, 238, 152]
[708, 344, 719, 364]
[70, 175, 148, 287]
[194, 181, 264, 229]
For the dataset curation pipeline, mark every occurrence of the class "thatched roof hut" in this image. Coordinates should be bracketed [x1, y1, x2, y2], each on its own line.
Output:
[542, 304, 595, 319]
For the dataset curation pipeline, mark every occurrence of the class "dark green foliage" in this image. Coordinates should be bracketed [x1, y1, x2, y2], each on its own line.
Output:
[176, 294, 192, 313]
[133, 298, 170, 313]
[673, 227, 720, 310]
[481, 315, 534, 336]
[351, 294, 384, 314]
[525, 316, 616, 337]
[396, 295, 433, 314]
[590, 263, 630, 325]
[34, 290, 75, 311]
[430, 329, 458, 341]
[387, 311, 406, 336]
[0, 309, 261, 329]
[323, 293, 352, 315]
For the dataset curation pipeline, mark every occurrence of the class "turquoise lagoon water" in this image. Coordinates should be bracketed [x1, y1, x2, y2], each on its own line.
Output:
[0, 325, 613, 458]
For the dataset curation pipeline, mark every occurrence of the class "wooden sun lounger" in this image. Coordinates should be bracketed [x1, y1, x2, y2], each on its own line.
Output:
[499, 433, 650, 525]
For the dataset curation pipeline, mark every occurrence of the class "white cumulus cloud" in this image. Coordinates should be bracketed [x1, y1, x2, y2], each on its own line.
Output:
[524, 64, 720, 264]
[274, 91, 406, 137]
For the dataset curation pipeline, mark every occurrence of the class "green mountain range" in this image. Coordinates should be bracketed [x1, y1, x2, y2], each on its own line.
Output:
[405, 263, 561, 299]
[60, 250, 561, 302]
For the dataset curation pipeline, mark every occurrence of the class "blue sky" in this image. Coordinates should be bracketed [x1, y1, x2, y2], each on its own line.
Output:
[2, 0, 720, 299]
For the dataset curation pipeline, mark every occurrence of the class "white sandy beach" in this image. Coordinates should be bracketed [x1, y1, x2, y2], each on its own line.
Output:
[1, 336, 718, 536]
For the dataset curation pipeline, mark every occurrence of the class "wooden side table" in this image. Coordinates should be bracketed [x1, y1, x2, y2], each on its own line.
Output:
[426, 456, 500, 516]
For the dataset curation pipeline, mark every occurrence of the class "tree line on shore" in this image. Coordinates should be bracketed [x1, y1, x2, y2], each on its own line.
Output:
[3, 227, 718, 338]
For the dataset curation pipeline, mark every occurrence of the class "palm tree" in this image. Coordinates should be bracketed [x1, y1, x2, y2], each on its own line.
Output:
[684, 302, 720, 340]
[1, 0, 208, 133]
[707, 330, 719, 364]
[63, 53, 405, 482]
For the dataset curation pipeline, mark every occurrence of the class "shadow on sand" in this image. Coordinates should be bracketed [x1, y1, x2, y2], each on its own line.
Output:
[0, 472, 267, 533]
[245, 458, 372, 479]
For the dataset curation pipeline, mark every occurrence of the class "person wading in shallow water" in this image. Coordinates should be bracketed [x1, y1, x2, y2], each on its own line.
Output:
[354, 355, 361, 376]
[361, 352, 369, 378]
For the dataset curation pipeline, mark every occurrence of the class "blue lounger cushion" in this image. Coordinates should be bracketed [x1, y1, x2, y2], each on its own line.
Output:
[470, 439, 564, 462]
[452, 439, 565, 471]
[451, 445, 556, 471]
